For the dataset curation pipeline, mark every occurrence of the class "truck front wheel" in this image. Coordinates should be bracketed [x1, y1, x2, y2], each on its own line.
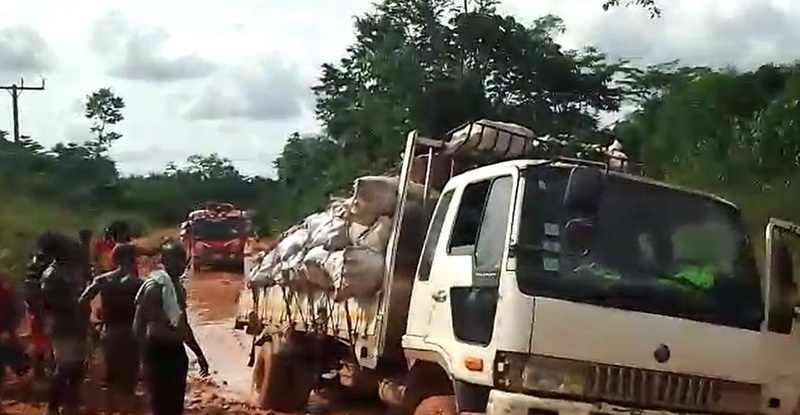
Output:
[250, 336, 315, 412]
[413, 395, 457, 415]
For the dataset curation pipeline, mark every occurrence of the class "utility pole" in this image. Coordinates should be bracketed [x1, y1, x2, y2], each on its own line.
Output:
[0, 77, 45, 143]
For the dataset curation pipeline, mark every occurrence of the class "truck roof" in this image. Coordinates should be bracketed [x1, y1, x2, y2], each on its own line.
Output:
[447, 158, 739, 211]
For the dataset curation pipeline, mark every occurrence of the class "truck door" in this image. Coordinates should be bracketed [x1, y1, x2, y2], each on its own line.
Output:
[762, 218, 800, 415]
[415, 173, 515, 385]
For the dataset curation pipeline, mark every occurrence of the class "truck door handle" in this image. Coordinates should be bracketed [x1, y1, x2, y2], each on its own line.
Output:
[432, 290, 447, 302]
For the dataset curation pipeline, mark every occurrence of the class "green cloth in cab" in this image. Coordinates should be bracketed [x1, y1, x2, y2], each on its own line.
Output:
[664, 265, 715, 290]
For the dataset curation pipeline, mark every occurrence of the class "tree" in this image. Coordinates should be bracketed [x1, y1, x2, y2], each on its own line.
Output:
[602, 0, 661, 17]
[85, 88, 125, 156]
[184, 154, 241, 180]
[295, 0, 633, 206]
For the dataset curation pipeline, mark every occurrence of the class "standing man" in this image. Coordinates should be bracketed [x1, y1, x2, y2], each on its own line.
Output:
[134, 242, 209, 415]
[79, 243, 143, 415]
[40, 233, 87, 415]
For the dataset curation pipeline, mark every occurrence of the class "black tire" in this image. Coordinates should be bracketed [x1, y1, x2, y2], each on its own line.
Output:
[250, 336, 315, 412]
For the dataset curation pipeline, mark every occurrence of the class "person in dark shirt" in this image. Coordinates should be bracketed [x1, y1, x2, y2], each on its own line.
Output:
[134, 242, 209, 415]
[79, 243, 143, 415]
[40, 232, 87, 415]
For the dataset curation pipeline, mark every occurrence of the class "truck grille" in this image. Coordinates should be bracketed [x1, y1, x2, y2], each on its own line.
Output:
[584, 364, 720, 411]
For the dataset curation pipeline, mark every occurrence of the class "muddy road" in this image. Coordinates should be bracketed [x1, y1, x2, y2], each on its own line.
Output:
[184, 270, 382, 415]
[1, 269, 381, 415]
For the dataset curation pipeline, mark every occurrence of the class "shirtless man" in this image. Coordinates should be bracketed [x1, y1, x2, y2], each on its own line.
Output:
[39, 233, 87, 415]
[134, 242, 209, 415]
[79, 243, 143, 414]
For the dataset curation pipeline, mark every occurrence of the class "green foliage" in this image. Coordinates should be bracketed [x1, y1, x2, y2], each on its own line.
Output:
[614, 63, 800, 232]
[276, 0, 634, 221]
[602, 0, 661, 17]
[85, 87, 125, 156]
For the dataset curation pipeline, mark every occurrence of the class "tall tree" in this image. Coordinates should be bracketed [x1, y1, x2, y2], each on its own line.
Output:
[304, 0, 632, 190]
[85, 88, 125, 156]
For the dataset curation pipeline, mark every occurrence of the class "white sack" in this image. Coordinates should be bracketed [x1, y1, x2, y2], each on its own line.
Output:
[248, 250, 278, 288]
[274, 229, 309, 262]
[304, 212, 332, 238]
[303, 246, 335, 289]
[336, 247, 384, 300]
[445, 119, 535, 159]
[322, 218, 350, 251]
[309, 216, 348, 250]
[358, 216, 392, 253]
[348, 222, 369, 245]
[349, 176, 429, 226]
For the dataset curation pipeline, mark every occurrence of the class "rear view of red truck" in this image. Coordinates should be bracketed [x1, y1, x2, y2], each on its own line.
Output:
[180, 202, 252, 272]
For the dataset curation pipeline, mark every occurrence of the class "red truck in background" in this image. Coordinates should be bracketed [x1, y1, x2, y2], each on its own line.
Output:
[180, 202, 253, 272]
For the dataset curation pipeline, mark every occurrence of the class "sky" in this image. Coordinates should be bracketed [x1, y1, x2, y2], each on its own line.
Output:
[0, 0, 797, 177]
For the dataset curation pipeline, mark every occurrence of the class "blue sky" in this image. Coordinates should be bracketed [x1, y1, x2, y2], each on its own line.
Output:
[0, 0, 797, 177]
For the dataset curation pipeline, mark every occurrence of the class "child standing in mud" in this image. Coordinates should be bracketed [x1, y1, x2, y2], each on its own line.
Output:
[79, 243, 143, 415]
[134, 242, 209, 415]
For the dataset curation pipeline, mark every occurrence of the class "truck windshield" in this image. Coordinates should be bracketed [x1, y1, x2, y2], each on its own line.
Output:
[192, 218, 245, 241]
[516, 166, 764, 331]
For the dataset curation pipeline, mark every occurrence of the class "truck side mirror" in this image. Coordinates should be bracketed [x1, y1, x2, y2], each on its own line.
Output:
[563, 166, 605, 216]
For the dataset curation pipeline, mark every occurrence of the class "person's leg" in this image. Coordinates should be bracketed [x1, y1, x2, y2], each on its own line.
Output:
[166, 345, 189, 415]
[101, 334, 119, 413]
[144, 340, 167, 415]
[146, 341, 188, 415]
[60, 338, 86, 415]
[60, 363, 83, 415]
[48, 362, 67, 414]
[114, 331, 140, 415]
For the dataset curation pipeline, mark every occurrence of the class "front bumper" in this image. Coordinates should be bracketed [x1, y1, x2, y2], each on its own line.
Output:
[485, 390, 699, 415]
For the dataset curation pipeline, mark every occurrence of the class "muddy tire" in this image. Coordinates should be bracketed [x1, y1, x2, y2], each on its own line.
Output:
[412, 395, 457, 415]
[250, 337, 315, 412]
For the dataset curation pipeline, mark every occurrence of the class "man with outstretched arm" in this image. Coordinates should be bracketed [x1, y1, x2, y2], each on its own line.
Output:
[79, 243, 143, 415]
[134, 242, 209, 415]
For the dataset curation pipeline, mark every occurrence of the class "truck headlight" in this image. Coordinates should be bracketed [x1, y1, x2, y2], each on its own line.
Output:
[495, 353, 588, 396]
[522, 355, 587, 395]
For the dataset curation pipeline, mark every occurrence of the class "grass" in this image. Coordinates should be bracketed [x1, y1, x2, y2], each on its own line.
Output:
[0, 194, 151, 279]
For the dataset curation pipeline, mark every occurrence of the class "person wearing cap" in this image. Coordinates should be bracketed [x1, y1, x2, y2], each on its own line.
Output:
[134, 241, 208, 415]
[79, 243, 143, 415]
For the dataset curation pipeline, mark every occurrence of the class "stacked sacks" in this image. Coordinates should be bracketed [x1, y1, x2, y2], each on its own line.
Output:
[247, 175, 435, 301]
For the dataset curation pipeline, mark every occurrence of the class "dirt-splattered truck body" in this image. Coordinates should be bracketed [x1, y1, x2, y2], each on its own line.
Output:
[237, 120, 800, 415]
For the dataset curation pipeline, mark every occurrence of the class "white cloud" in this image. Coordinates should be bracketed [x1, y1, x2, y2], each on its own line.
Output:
[185, 55, 313, 122]
[89, 10, 217, 82]
[0, 0, 797, 178]
[0, 25, 53, 74]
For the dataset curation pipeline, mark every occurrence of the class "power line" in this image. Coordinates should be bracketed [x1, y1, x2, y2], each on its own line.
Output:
[0, 77, 46, 144]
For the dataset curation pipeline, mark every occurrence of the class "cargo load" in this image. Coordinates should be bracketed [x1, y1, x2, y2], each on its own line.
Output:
[247, 175, 437, 301]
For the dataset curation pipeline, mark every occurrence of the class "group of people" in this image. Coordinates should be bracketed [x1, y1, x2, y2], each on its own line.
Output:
[0, 222, 209, 415]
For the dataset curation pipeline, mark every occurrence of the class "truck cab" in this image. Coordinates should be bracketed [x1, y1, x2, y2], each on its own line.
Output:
[402, 158, 799, 415]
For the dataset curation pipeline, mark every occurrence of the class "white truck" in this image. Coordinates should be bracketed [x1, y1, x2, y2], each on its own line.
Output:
[236, 120, 800, 415]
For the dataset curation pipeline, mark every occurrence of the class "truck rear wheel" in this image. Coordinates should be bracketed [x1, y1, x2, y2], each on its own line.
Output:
[412, 395, 457, 415]
[250, 336, 315, 412]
